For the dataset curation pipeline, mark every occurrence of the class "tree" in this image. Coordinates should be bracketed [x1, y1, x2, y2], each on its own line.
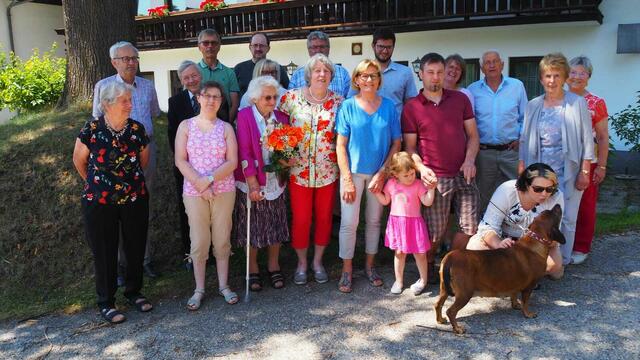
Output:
[610, 91, 640, 152]
[58, 0, 137, 108]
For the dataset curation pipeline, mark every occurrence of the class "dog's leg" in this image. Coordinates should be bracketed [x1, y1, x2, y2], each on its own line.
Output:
[510, 293, 522, 310]
[434, 283, 449, 324]
[446, 292, 472, 334]
[520, 289, 537, 318]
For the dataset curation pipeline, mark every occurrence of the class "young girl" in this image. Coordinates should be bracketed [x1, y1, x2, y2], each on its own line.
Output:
[375, 152, 434, 295]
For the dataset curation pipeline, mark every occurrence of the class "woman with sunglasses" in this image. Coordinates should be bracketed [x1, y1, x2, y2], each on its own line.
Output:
[233, 76, 290, 291]
[467, 163, 564, 278]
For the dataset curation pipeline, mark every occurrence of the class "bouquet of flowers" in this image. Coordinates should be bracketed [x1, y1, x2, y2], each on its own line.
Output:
[263, 123, 304, 184]
[148, 5, 170, 18]
[200, 0, 227, 11]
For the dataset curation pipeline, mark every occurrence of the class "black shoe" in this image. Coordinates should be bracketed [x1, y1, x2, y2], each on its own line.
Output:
[143, 263, 160, 278]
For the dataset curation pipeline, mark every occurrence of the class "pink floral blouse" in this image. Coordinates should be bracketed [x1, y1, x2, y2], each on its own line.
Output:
[278, 88, 342, 188]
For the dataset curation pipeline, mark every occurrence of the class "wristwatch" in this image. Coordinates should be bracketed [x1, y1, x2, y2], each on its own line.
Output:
[207, 175, 214, 185]
[597, 165, 607, 170]
[581, 169, 589, 175]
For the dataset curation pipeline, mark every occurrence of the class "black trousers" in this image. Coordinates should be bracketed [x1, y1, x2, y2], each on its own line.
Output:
[83, 198, 149, 309]
[173, 165, 191, 256]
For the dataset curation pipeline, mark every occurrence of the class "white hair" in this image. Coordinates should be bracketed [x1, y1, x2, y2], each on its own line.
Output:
[99, 81, 134, 113]
[177, 60, 198, 78]
[109, 41, 138, 59]
[569, 55, 593, 77]
[303, 54, 335, 86]
[246, 76, 280, 105]
[480, 49, 502, 66]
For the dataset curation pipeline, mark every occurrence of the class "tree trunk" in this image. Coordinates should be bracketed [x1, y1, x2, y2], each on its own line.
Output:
[58, 0, 137, 108]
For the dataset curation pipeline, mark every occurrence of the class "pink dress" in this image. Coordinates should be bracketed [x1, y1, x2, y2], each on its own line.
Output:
[183, 118, 235, 196]
[384, 178, 431, 254]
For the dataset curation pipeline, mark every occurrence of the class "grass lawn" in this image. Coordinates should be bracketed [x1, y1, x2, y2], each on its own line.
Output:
[1, 107, 638, 321]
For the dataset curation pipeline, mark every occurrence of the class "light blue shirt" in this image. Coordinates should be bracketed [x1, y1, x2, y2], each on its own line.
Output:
[288, 63, 351, 98]
[468, 76, 528, 145]
[348, 61, 418, 118]
[92, 74, 161, 136]
[336, 97, 401, 175]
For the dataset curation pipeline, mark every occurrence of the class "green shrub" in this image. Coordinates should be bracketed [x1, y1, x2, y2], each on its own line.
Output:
[0, 44, 66, 112]
[610, 90, 640, 152]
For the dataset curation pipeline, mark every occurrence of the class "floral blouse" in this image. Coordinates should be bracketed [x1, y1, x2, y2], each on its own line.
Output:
[278, 88, 342, 188]
[78, 117, 150, 205]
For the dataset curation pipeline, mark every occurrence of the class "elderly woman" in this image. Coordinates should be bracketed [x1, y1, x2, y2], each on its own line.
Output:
[467, 163, 564, 277]
[175, 81, 239, 309]
[567, 56, 609, 265]
[444, 54, 474, 111]
[519, 53, 594, 269]
[72, 81, 153, 324]
[239, 59, 287, 109]
[278, 53, 343, 285]
[335, 59, 401, 293]
[233, 76, 290, 291]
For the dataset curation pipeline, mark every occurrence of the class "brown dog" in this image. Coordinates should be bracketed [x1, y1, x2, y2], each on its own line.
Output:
[434, 204, 565, 334]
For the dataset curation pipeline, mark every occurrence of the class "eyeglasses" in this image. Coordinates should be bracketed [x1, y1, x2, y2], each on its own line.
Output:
[114, 56, 139, 63]
[375, 44, 394, 51]
[199, 40, 220, 47]
[531, 185, 557, 194]
[199, 94, 223, 102]
[261, 95, 278, 101]
[250, 44, 268, 49]
[359, 73, 380, 81]
[569, 70, 589, 79]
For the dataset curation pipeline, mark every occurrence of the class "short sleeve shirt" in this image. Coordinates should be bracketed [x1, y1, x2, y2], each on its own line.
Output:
[336, 97, 400, 175]
[584, 93, 608, 127]
[78, 117, 150, 205]
[278, 88, 343, 188]
[401, 89, 474, 178]
[384, 178, 428, 218]
[198, 59, 240, 104]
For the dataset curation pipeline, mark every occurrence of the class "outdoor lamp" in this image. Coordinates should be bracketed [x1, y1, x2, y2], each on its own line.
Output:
[286, 61, 298, 76]
[411, 57, 421, 76]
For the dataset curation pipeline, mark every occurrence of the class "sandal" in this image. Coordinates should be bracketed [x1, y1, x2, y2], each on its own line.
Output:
[366, 267, 384, 287]
[219, 287, 239, 305]
[249, 273, 263, 292]
[410, 279, 426, 296]
[100, 307, 126, 324]
[338, 272, 352, 293]
[268, 270, 285, 289]
[187, 289, 205, 311]
[127, 295, 153, 312]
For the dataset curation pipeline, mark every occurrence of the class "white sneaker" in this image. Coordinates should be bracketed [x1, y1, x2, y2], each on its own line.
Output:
[410, 279, 426, 296]
[390, 282, 403, 295]
[571, 252, 588, 265]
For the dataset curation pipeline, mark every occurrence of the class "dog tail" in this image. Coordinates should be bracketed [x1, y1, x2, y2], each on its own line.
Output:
[442, 259, 455, 296]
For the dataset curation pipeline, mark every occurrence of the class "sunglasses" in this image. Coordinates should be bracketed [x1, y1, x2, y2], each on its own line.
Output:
[531, 185, 557, 194]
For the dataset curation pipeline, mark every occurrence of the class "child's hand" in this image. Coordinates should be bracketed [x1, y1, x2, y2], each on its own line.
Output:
[367, 171, 385, 194]
[419, 165, 438, 189]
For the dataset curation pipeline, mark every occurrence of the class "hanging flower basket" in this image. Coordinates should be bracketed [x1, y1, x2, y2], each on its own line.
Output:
[200, 0, 227, 11]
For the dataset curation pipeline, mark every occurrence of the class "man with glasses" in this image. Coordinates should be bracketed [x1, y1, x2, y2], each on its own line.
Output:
[92, 41, 162, 281]
[197, 28, 239, 122]
[234, 32, 289, 100]
[288, 31, 351, 98]
[348, 28, 417, 117]
[467, 50, 528, 217]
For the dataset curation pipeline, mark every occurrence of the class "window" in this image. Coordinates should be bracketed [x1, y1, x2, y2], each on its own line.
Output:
[170, 70, 182, 97]
[140, 72, 155, 84]
[460, 58, 479, 88]
[509, 56, 543, 100]
[138, 0, 166, 15]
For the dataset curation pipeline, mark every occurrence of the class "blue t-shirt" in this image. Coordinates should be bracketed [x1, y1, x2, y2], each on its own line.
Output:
[336, 96, 401, 175]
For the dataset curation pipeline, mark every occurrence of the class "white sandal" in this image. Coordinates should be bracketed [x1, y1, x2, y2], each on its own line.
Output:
[219, 287, 238, 305]
[187, 289, 205, 311]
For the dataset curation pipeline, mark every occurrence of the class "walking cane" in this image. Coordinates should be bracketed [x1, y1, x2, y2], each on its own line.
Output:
[241, 160, 252, 303]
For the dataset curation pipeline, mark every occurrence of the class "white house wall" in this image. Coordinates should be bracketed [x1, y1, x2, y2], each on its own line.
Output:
[140, 0, 640, 149]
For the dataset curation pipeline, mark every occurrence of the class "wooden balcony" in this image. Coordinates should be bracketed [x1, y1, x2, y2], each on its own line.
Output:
[136, 0, 603, 50]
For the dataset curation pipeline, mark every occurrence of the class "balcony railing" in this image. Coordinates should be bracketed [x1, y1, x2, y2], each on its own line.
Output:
[136, 0, 603, 50]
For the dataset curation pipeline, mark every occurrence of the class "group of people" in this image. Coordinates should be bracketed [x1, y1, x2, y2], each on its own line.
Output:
[72, 27, 608, 324]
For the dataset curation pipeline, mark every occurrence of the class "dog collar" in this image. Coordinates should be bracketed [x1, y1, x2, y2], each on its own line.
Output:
[524, 229, 554, 247]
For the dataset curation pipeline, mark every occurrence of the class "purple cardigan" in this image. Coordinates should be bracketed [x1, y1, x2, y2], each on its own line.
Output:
[234, 107, 290, 186]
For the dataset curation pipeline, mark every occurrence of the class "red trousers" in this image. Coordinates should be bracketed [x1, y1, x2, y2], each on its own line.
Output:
[574, 163, 599, 253]
[289, 180, 337, 249]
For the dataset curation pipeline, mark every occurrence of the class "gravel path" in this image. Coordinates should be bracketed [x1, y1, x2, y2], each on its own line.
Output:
[1, 232, 639, 359]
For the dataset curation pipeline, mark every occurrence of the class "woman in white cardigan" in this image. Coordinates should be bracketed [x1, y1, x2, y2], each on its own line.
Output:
[518, 53, 594, 269]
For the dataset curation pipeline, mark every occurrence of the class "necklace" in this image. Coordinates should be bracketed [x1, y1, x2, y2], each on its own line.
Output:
[308, 88, 329, 103]
[104, 117, 128, 139]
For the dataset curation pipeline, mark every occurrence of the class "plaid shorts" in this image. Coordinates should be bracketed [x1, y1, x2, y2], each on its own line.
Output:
[423, 174, 479, 246]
